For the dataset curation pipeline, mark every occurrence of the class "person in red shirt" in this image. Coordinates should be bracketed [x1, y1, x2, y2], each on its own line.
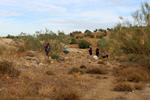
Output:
[44, 43, 50, 56]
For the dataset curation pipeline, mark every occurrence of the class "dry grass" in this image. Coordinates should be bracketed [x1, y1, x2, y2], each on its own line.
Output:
[113, 83, 134, 92]
[53, 87, 82, 100]
[0, 46, 7, 55]
[0, 82, 41, 100]
[0, 60, 20, 78]
[86, 67, 107, 74]
[24, 51, 35, 57]
[113, 67, 150, 82]
[68, 67, 83, 74]
[80, 65, 86, 69]
[46, 69, 55, 75]
[134, 84, 144, 90]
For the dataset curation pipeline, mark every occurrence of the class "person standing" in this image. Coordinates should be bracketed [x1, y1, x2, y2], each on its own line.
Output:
[45, 43, 50, 56]
[89, 46, 92, 56]
[96, 48, 99, 57]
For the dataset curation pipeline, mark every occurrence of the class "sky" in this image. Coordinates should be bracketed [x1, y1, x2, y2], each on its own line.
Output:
[0, 0, 149, 36]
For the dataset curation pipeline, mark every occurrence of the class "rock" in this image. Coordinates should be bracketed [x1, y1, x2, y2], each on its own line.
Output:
[51, 61, 54, 64]
[64, 57, 69, 61]
[25, 56, 36, 60]
[24, 63, 30, 68]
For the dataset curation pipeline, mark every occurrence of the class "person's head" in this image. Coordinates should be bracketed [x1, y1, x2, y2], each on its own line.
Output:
[47, 43, 49, 45]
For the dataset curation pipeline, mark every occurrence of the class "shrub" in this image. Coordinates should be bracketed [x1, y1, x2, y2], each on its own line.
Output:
[128, 55, 139, 62]
[127, 72, 144, 82]
[78, 40, 91, 49]
[113, 83, 133, 92]
[18, 45, 26, 52]
[86, 67, 107, 74]
[70, 38, 78, 44]
[89, 34, 94, 38]
[84, 30, 91, 34]
[50, 54, 59, 59]
[112, 2, 150, 69]
[80, 65, 86, 69]
[46, 69, 55, 75]
[15, 29, 70, 54]
[68, 67, 83, 74]
[0, 60, 20, 78]
[97, 39, 111, 52]
[76, 36, 80, 39]
[113, 67, 150, 82]
[134, 84, 143, 90]
[53, 88, 82, 100]
[0, 46, 7, 55]
[96, 35, 103, 39]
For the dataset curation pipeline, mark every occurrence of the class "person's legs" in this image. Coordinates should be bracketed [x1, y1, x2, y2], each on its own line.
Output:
[45, 50, 49, 56]
[106, 55, 108, 58]
[96, 52, 99, 57]
[89, 50, 92, 56]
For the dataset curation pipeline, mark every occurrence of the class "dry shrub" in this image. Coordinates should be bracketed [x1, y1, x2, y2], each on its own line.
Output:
[46, 69, 55, 75]
[0, 46, 7, 55]
[1, 83, 40, 100]
[0, 60, 20, 78]
[39, 85, 54, 97]
[80, 65, 86, 69]
[53, 87, 82, 100]
[68, 67, 83, 74]
[0, 93, 20, 100]
[113, 67, 150, 82]
[24, 51, 35, 57]
[86, 67, 107, 74]
[98, 60, 105, 64]
[134, 84, 143, 90]
[113, 83, 133, 92]
[127, 72, 144, 82]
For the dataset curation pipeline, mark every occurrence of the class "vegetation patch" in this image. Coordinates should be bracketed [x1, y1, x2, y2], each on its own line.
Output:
[53, 87, 82, 100]
[0, 60, 20, 78]
[113, 83, 133, 92]
[70, 37, 78, 44]
[78, 40, 91, 49]
[86, 67, 107, 74]
[51, 54, 59, 59]
[0, 46, 7, 55]
[68, 67, 83, 74]
[113, 67, 150, 82]
[46, 69, 55, 75]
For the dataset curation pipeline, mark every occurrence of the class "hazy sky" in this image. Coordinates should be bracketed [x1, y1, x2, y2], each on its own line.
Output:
[0, 0, 149, 36]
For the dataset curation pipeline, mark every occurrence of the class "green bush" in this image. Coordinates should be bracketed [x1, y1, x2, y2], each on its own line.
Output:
[112, 2, 150, 69]
[97, 39, 111, 51]
[96, 35, 103, 39]
[51, 54, 59, 59]
[14, 29, 70, 53]
[78, 40, 91, 49]
[84, 30, 92, 34]
[70, 38, 78, 44]
[89, 34, 94, 38]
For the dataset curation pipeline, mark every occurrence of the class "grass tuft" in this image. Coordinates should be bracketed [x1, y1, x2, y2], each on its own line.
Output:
[113, 83, 133, 92]
[0, 60, 20, 78]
